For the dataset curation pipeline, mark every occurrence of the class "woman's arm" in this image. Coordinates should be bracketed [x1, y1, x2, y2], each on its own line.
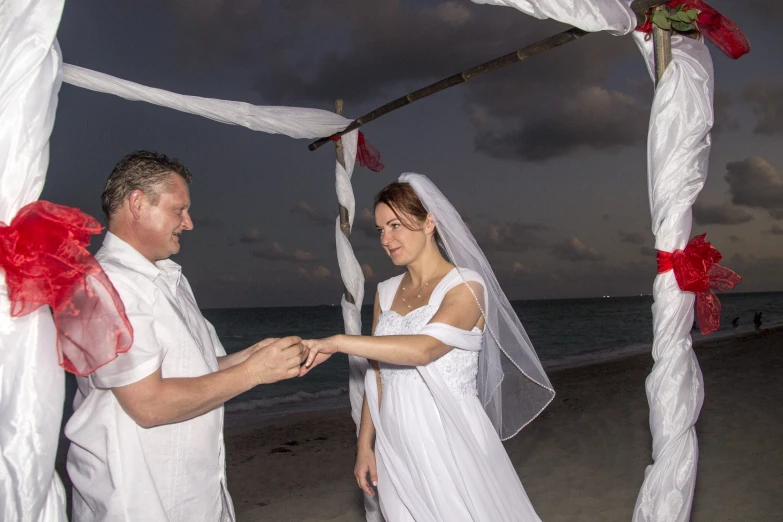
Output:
[304, 281, 484, 368]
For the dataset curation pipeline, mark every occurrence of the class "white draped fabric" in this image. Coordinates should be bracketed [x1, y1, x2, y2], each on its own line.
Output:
[61, 64, 352, 140]
[0, 1, 67, 521]
[470, 0, 636, 34]
[632, 33, 714, 522]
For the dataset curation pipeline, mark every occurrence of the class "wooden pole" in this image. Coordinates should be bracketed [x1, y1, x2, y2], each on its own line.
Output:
[334, 98, 355, 305]
[652, 5, 673, 85]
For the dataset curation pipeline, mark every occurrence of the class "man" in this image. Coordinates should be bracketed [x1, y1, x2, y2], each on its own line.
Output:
[65, 151, 304, 521]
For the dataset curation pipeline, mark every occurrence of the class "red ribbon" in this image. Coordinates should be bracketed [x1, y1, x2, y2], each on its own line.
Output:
[636, 1, 750, 60]
[657, 234, 742, 334]
[331, 131, 385, 172]
[0, 200, 133, 376]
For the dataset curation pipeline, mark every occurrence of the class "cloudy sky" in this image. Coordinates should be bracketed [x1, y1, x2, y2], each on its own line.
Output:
[45, 0, 783, 308]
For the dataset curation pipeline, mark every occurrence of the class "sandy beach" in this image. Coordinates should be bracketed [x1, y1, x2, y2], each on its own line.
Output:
[221, 327, 783, 522]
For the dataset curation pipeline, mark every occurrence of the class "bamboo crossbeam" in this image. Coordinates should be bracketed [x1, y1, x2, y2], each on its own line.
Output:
[308, 1, 664, 152]
[309, 27, 588, 151]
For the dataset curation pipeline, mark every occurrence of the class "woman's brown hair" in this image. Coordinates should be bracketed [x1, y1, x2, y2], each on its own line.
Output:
[374, 182, 442, 244]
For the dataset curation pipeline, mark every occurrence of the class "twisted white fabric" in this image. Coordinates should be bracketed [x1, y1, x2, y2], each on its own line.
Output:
[61, 64, 352, 140]
[632, 33, 714, 522]
[0, 1, 67, 520]
[470, 0, 636, 34]
[332, 133, 384, 521]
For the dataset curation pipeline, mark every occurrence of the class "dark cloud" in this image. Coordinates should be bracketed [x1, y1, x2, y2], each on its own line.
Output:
[692, 200, 754, 225]
[618, 229, 646, 245]
[770, 209, 783, 220]
[298, 265, 332, 279]
[725, 157, 783, 214]
[551, 237, 605, 262]
[252, 242, 318, 262]
[239, 227, 264, 243]
[354, 208, 379, 239]
[192, 217, 225, 228]
[713, 87, 740, 134]
[729, 235, 742, 243]
[764, 224, 783, 236]
[472, 86, 648, 162]
[639, 246, 657, 257]
[291, 200, 332, 227]
[743, 76, 783, 135]
[479, 221, 549, 253]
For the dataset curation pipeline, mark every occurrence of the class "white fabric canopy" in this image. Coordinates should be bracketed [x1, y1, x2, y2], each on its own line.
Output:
[471, 0, 636, 34]
[0, 0, 67, 520]
[62, 64, 352, 140]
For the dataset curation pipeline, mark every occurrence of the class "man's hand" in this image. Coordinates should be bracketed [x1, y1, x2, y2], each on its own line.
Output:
[243, 336, 305, 385]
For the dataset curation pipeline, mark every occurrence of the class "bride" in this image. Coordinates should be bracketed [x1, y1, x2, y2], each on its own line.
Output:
[301, 173, 555, 521]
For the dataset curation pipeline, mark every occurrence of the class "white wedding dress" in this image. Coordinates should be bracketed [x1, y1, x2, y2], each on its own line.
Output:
[365, 268, 542, 522]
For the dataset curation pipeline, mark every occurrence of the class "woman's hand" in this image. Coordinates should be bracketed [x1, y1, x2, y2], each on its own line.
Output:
[354, 444, 378, 497]
[301, 336, 340, 372]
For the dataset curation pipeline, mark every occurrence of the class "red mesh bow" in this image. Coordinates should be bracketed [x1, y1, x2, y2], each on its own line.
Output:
[0, 200, 133, 375]
[657, 234, 742, 334]
[636, 1, 750, 59]
[331, 131, 385, 172]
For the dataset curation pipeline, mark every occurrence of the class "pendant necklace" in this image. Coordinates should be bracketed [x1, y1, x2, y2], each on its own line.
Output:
[401, 275, 433, 309]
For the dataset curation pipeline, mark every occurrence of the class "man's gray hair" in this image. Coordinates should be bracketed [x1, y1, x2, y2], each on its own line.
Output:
[101, 151, 192, 222]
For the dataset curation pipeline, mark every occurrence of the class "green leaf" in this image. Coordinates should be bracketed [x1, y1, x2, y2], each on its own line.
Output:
[672, 20, 693, 32]
[652, 11, 672, 30]
[677, 11, 691, 23]
[685, 9, 699, 20]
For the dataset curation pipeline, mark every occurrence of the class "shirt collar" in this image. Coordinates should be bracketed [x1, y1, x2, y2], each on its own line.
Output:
[102, 232, 182, 289]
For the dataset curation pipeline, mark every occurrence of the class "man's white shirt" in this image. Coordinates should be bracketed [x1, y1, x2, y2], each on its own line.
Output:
[66, 232, 235, 522]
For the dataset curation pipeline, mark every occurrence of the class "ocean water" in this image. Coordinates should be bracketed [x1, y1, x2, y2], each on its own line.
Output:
[201, 291, 783, 417]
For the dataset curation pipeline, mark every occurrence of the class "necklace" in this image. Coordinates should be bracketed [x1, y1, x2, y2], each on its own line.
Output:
[400, 275, 434, 309]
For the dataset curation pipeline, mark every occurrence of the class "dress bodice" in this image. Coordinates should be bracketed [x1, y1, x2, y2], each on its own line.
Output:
[374, 273, 481, 398]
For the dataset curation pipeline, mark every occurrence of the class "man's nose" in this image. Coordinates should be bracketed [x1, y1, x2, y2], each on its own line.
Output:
[181, 211, 194, 231]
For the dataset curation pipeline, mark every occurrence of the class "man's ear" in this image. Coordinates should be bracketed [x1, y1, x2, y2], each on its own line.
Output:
[128, 189, 146, 221]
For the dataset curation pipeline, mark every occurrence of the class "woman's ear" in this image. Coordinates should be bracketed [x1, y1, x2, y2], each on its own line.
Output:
[424, 214, 436, 236]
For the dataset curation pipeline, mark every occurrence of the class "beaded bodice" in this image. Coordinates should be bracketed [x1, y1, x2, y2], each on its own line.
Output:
[375, 304, 480, 397]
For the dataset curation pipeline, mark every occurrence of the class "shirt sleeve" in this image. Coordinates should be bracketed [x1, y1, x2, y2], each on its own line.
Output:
[91, 278, 165, 389]
[206, 320, 227, 357]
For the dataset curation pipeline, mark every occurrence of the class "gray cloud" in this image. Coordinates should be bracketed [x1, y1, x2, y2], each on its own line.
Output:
[771, 209, 783, 220]
[693, 200, 754, 225]
[239, 227, 263, 243]
[764, 224, 783, 236]
[618, 229, 646, 245]
[729, 235, 742, 243]
[291, 200, 332, 227]
[253, 242, 318, 262]
[472, 86, 648, 162]
[192, 216, 225, 228]
[551, 237, 605, 262]
[743, 76, 783, 135]
[639, 246, 657, 257]
[479, 221, 549, 253]
[726, 157, 783, 214]
[713, 87, 740, 134]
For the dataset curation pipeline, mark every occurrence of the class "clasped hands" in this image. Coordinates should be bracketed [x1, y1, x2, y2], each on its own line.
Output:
[239, 335, 339, 385]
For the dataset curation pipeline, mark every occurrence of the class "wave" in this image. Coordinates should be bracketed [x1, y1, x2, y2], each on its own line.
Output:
[225, 387, 348, 413]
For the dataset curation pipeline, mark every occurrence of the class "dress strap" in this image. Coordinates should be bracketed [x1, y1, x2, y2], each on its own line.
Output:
[429, 268, 486, 307]
[376, 273, 405, 312]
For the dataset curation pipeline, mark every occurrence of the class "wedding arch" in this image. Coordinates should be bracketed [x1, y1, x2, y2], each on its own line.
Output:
[0, 1, 748, 521]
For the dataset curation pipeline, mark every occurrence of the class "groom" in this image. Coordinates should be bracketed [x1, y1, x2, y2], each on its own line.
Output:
[65, 151, 305, 522]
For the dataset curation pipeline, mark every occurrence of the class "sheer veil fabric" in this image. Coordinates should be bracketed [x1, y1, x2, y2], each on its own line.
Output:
[399, 173, 554, 439]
